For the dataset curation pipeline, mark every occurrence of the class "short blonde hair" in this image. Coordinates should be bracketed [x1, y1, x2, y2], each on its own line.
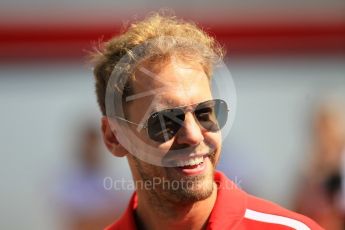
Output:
[91, 12, 224, 115]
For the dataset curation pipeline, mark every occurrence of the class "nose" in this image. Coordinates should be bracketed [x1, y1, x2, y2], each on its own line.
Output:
[175, 112, 204, 146]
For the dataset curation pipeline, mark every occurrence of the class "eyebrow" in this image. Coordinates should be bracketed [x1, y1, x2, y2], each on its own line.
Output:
[151, 103, 175, 113]
[151, 100, 201, 115]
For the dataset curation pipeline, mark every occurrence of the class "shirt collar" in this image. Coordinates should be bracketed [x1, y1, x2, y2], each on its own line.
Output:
[206, 171, 247, 229]
[106, 171, 247, 230]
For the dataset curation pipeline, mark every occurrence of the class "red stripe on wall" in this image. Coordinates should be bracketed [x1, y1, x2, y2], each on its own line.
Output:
[1, 23, 345, 61]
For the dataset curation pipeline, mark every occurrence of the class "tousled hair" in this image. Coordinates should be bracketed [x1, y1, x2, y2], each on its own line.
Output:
[90, 12, 224, 115]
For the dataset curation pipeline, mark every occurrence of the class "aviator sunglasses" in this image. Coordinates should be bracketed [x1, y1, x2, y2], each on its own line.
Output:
[116, 99, 229, 143]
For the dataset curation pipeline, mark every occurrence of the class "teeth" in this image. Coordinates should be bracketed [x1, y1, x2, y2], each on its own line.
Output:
[175, 156, 204, 167]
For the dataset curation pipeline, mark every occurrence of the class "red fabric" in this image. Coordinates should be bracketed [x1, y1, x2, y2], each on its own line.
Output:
[105, 171, 323, 230]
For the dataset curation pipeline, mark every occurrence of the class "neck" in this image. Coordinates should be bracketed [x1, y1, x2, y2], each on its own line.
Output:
[135, 182, 217, 230]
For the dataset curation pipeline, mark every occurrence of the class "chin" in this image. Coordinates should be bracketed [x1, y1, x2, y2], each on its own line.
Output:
[163, 167, 215, 204]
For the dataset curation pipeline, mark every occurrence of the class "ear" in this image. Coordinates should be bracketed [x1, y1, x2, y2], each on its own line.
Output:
[101, 117, 128, 157]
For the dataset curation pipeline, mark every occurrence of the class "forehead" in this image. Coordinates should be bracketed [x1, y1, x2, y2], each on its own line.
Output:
[131, 59, 213, 110]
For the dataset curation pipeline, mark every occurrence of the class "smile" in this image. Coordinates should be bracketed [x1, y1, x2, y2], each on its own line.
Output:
[175, 156, 204, 167]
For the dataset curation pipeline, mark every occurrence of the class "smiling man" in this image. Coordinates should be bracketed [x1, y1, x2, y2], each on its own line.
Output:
[91, 13, 323, 230]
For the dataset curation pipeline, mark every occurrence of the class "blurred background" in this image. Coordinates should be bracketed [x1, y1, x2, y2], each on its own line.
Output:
[1, 0, 345, 229]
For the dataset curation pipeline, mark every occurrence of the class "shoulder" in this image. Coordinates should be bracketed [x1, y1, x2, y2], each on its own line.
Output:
[241, 194, 324, 229]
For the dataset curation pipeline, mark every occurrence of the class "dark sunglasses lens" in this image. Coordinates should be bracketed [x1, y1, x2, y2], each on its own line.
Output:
[195, 99, 228, 131]
[147, 109, 185, 142]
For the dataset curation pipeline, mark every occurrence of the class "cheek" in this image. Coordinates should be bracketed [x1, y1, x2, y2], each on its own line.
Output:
[204, 131, 222, 164]
[203, 131, 222, 151]
[128, 155, 161, 180]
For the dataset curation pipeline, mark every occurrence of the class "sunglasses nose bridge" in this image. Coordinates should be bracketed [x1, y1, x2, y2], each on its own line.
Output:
[175, 112, 204, 145]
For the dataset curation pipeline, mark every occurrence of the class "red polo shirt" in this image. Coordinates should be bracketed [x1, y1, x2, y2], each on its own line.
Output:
[106, 171, 323, 229]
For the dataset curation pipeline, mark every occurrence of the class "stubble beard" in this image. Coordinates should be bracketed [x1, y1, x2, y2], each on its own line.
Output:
[133, 152, 217, 205]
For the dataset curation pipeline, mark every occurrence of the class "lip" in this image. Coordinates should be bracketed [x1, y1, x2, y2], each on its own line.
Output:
[173, 155, 209, 176]
[164, 152, 212, 167]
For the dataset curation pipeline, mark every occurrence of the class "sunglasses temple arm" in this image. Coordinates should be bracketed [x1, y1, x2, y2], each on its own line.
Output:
[114, 116, 147, 128]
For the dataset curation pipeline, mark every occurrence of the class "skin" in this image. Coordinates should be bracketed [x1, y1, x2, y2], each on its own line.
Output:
[101, 58, 222, 230]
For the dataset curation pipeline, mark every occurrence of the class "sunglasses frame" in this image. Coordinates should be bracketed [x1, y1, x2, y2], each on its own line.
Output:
[115, 99, 229, 142]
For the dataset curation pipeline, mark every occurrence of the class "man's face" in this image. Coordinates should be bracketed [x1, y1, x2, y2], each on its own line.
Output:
[123, 58, 222, 203]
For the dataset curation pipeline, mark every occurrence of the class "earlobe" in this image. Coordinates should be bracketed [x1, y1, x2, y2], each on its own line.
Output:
[101, 117, 128, 157]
